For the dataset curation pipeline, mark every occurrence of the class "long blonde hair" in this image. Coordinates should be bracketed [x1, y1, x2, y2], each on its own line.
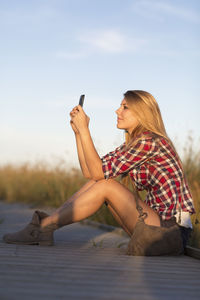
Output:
[124, 90, 170, 147]
[121, 90, 181, 192]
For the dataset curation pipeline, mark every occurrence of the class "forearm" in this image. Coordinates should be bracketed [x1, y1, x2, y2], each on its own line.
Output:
[75, 133, 91, 179]
[79, 128, 104, 181]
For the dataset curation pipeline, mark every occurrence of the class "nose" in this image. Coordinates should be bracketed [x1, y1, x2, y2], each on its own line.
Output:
[115, 107, 121, 115]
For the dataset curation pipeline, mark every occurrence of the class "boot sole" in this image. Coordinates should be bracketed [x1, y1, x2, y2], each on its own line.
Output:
[4, 240, 54, 246]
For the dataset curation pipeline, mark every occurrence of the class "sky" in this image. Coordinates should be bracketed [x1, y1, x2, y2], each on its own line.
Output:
[1, 0, 200, 169]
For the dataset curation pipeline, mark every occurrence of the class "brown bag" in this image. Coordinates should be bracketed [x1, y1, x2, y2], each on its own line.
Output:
[126, 217, 184, 256]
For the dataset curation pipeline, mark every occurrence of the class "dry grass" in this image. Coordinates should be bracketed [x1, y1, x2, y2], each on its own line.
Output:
[0, 162, 87, 208]
[0, 136, 199, 248]
[181, 136, 200, 248]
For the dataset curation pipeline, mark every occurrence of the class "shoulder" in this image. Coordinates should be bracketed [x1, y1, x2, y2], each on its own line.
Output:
[128, 131, 168, 154]
[137, 131, 171, 146]
[139, 131, 179, 159]
[133, 131, 159, 146]
[139, 131, 160, 141]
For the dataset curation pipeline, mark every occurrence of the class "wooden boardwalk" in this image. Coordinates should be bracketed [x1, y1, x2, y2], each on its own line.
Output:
[0, 201, 200, 300]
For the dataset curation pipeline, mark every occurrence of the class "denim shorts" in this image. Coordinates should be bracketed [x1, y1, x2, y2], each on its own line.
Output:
[160, 216, 192, 248]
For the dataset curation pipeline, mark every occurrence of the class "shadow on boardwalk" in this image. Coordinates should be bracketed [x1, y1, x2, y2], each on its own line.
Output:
[0, 201, 200, 300]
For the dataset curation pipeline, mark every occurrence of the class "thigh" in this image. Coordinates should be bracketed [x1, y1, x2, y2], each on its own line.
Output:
[100, 179, 161, 235]
[73, 179, 96, 197]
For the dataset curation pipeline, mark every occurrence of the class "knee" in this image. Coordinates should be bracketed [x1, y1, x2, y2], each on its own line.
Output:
[94, 178, 116, 193]
[95, 178, 115, 185]
[88, 179, 97, 185]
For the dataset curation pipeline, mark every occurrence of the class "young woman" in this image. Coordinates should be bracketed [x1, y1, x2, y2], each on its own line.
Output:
[3, 90, 195, 256]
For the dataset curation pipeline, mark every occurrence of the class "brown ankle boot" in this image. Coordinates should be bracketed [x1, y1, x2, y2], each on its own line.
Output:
[3, 211, 59, 246]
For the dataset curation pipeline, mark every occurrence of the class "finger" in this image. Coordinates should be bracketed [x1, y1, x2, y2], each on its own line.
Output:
[70, 110, 77, 117]
[72, 106, 79, 111]
[77, 105, 83, 111]
[70, 108, 77, 115]
[72, 109, 79, 115]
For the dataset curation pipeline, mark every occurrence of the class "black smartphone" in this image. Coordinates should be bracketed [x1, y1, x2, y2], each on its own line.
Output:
[79, 94, 85, 107]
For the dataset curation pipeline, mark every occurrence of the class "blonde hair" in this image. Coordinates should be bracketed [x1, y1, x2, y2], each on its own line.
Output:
[121, 90, 182, 191]
[123, 90, 169, 147]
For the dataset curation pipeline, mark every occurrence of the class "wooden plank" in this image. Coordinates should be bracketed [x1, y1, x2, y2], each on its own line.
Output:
[185, 245, 200, 259]
[0, 201, 200, 300]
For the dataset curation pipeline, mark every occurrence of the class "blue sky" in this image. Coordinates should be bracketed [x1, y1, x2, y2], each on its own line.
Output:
[1, 0, 200, 168]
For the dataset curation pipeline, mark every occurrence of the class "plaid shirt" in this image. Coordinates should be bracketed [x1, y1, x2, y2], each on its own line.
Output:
[101, 131, 195, 220]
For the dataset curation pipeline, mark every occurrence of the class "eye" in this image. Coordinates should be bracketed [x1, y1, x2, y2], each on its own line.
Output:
[123, 105, 128, 109]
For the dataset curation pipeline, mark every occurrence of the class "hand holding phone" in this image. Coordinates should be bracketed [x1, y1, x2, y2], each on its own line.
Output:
[70, 94, 89, 133]
[79, 95, 85, 107]
[78, 94, 89, 127]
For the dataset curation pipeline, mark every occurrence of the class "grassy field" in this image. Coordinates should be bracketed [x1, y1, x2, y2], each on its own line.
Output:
[0, 139, 199, 248]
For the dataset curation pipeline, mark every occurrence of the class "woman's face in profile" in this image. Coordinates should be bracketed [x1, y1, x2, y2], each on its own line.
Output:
[116, 99, 139, 134]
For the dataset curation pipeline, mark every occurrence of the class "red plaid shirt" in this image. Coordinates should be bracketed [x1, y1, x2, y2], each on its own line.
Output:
[101, 131, 195, 220]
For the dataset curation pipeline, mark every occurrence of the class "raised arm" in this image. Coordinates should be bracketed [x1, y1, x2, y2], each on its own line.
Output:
[70, 116, 91, 178]
[70, 105, 104, 181]
[74, 132, 92, 179]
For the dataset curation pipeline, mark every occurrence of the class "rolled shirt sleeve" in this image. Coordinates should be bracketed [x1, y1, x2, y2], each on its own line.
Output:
[101, 138, 159, 179]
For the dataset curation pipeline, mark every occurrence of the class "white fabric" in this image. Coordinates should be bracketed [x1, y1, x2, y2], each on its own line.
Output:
[175, 211, 193, 229]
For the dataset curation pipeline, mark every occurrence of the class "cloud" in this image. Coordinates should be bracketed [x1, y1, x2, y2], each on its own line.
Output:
[132, 0, 200, 24]
[79, 29, 127, 53]
[56, 29, 147, 59]
[79, 29, 147, 53]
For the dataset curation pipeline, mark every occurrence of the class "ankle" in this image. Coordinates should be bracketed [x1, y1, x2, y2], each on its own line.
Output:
[40, 216, 59, 231]
[40, 216, 52, 228]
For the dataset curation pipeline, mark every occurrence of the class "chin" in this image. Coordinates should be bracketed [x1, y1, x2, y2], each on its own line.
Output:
[117, 124, 125, 130]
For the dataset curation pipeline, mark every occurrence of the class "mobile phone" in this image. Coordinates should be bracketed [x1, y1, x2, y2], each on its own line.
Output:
[79, 95, 85, 107]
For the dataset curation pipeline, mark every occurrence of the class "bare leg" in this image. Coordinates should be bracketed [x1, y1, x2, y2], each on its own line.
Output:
[106, 203, 132, 236]
[54, 179, 96, 212]
[41, 179, 160, 235]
